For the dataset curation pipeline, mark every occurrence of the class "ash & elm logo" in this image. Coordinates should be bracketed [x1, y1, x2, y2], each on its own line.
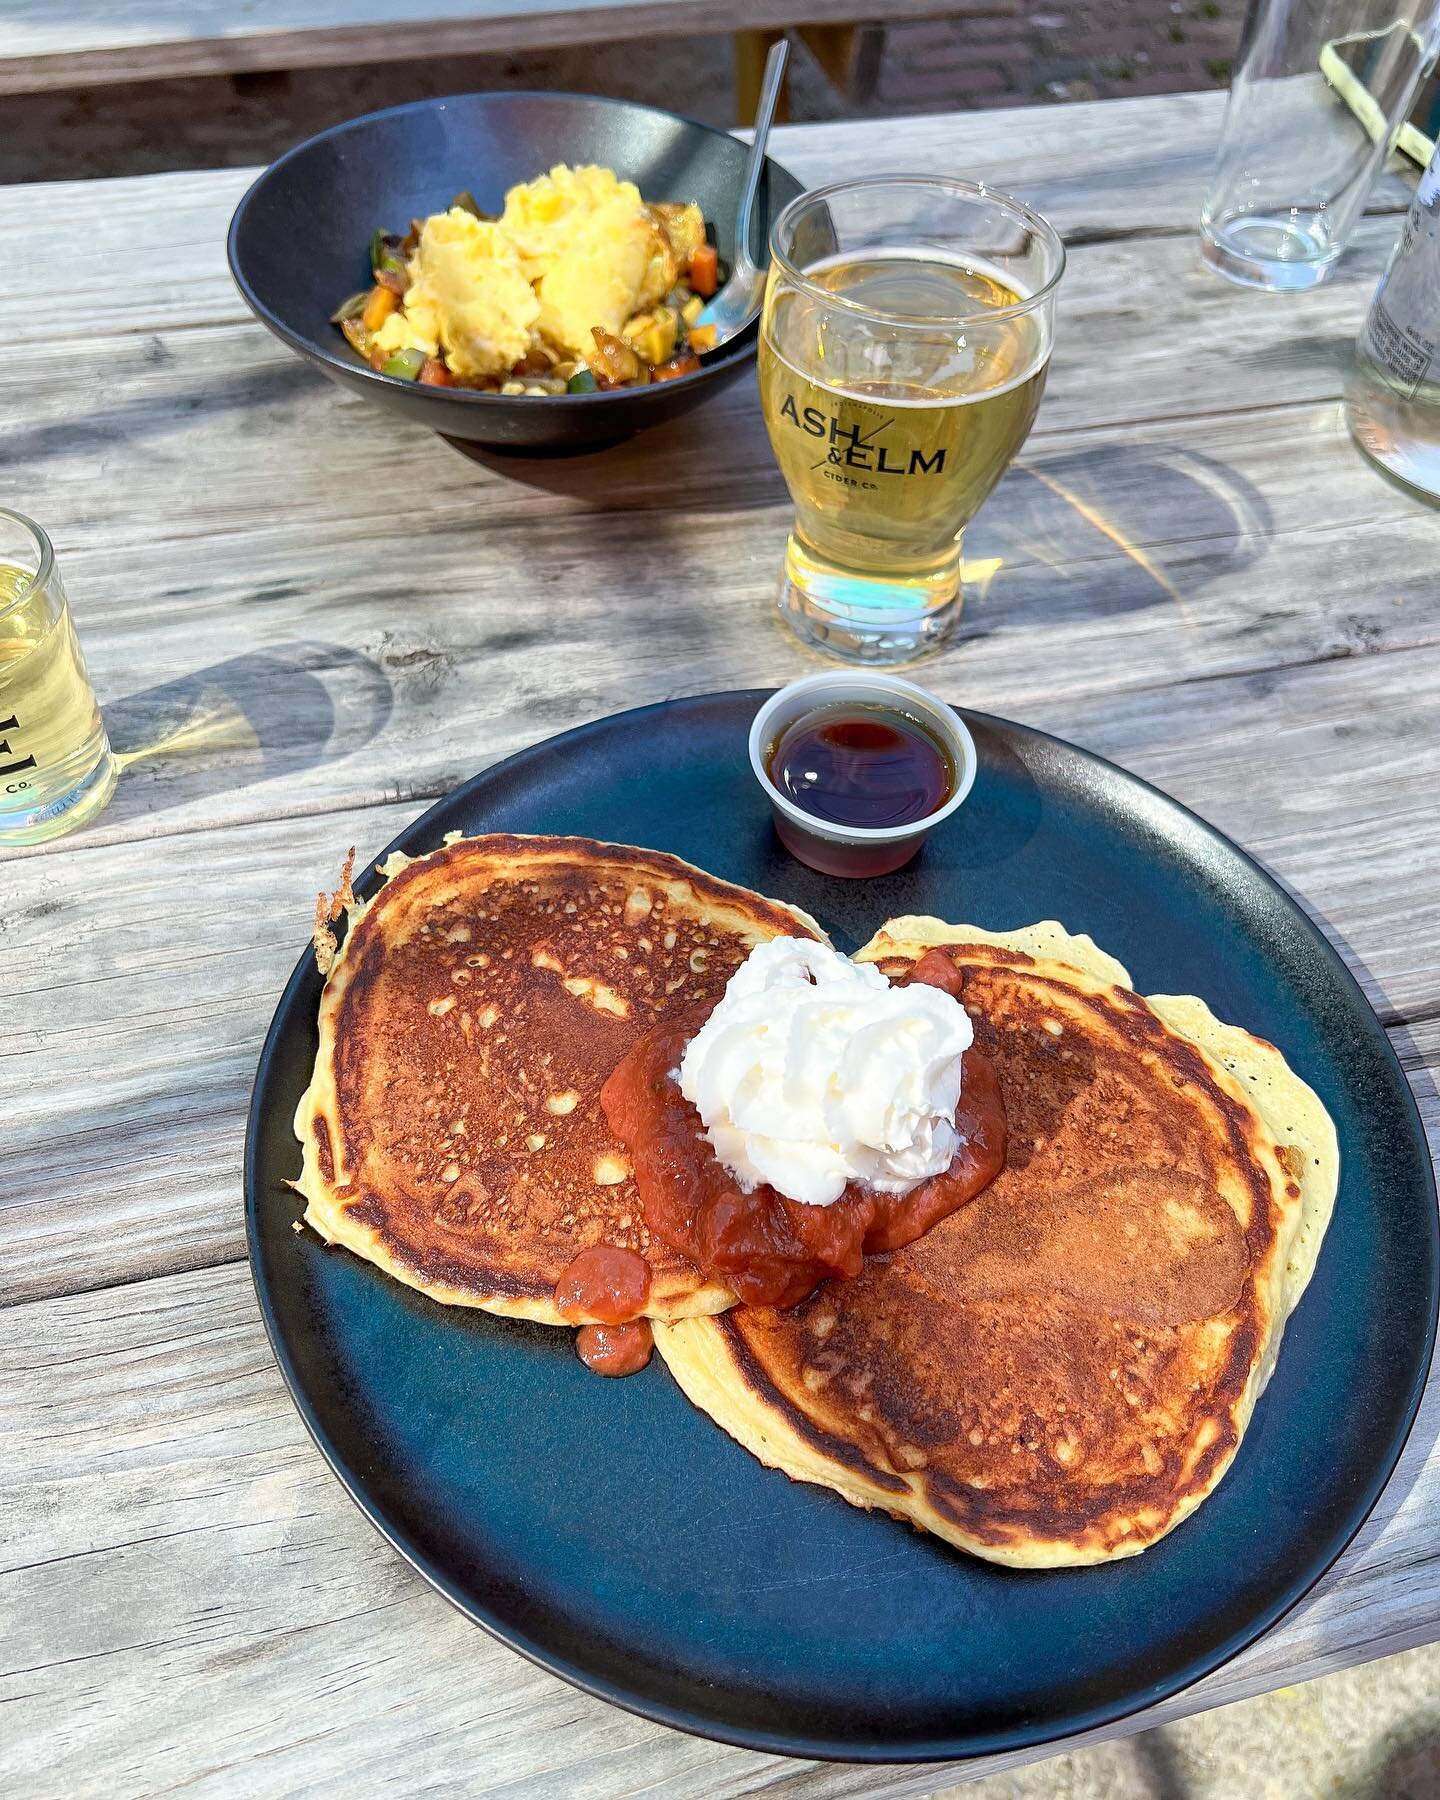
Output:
[778, 393, 947, 483]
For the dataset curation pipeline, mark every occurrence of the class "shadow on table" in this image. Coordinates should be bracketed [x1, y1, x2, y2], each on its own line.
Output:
[1235, 329, 1356, 389]
[955, 439, 1273, 641]
[102, 641, 392, 826]
[0, 362, 326, 470]
[1357, 1718, 1440, 1798]
[458, 422, 1272, 647]
[447, 374, 785, 513]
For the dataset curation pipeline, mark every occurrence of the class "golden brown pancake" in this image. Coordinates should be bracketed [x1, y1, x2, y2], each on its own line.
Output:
[657, 919, 1337, 1566]
[294, 834, 824, 1323]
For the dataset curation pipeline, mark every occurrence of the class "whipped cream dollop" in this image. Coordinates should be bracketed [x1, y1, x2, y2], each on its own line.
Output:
[677, 937, 974, 1208]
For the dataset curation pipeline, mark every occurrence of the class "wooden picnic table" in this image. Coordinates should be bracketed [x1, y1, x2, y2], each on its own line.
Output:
[3, 88, 1438, 1797]
[0, 0, 1008, 104]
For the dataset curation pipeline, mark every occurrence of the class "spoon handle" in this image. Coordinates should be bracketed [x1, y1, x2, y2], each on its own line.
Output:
[734, 37, 790, 268]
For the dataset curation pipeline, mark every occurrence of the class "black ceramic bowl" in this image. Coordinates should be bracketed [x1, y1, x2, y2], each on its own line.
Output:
[227, 91, 803, 455]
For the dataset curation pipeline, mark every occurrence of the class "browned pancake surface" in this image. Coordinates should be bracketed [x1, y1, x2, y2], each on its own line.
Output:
[661, 943, 1300, 1562]
[299, 835, 821, 1320]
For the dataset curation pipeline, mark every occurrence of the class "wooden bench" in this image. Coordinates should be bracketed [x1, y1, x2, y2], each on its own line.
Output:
[2, 0, 1015, 112]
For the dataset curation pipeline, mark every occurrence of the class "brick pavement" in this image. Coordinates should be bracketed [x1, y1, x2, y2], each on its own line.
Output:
[869, 1, 1247, 112]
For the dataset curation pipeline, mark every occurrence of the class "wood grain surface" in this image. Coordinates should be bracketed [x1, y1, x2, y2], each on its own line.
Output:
[2, 95, 1436, 1797]
[0, 0, 1009, 96]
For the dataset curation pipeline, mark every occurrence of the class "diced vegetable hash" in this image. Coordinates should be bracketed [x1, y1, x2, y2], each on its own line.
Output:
[332, 163, 726, 393]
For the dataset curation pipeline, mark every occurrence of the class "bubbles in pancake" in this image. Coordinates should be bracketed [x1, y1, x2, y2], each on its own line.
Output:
[338, 866, 723, 1271]
[302, 836, 823, 1321]
[935, 1166, 1251, 1328]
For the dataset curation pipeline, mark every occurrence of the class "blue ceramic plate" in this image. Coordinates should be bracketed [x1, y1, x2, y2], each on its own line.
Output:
[245, 692, 1437, 1762]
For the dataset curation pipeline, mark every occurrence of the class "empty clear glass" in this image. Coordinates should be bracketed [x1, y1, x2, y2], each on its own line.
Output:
[1200, 0, 1440, 291]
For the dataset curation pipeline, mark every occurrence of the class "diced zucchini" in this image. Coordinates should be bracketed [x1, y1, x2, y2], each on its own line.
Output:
[566, 369, 600, 393]
[380, 348, 427, 380]
[369, 227, 406, 275]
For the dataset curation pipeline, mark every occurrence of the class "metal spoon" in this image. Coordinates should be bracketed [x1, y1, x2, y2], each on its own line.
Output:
[694, 37, 790, 350]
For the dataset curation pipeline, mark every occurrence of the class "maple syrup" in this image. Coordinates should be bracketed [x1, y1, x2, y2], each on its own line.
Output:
[766, 703, 954, 831]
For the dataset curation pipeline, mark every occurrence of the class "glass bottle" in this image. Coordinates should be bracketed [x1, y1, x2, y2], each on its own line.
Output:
[1345, 143, 1440, 500]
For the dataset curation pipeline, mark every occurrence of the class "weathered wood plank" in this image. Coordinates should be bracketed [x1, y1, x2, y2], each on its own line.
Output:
[0, 95, 1416, 345]
[6, 635, 1440, 1308]
[0, 0, 1006, 97]
[5, 232, 1397, 503]
[0, 202, 1406, 587]
[2, 364, 1433, 863]
[2, 1258, 1437, 1797]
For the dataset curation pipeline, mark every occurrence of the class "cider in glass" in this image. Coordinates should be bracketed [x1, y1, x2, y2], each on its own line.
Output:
[0, 510, 116, 845]
[760, 179, 1065, 663]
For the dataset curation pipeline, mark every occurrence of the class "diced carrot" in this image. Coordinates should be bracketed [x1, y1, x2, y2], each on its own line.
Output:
[651, 352, 702, 383]
[419, 357, 455, 387]
[687, 243, 719, 298]
[362, 285, 399, 332]
[687, 322, 718, 354]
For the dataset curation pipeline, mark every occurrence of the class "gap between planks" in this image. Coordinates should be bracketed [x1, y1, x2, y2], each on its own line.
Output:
[8, 387, 1356, 569]
[11, 542, 1438, 867]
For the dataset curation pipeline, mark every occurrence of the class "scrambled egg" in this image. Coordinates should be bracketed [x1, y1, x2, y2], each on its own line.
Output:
[376, 167, 707, 374]
[500, 164, 644, 277]
[373, 209, 539, 379]
[504, 166, 657, 351]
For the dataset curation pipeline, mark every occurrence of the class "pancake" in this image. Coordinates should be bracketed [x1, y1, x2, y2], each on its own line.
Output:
[294, 833, 824, 1323]
[656, 918, 1338, 1566]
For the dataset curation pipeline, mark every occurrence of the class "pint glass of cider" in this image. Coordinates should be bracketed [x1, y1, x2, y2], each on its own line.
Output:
[760, 177, 1065, 662]
[0, 509, 115, 845]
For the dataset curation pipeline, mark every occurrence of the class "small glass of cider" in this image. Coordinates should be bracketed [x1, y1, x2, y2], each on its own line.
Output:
[760, 177, 1065, 663]
[0, 509, 116, 846]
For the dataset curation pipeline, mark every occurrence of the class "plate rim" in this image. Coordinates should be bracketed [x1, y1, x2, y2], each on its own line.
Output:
[243, 689, 1439, 1765]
